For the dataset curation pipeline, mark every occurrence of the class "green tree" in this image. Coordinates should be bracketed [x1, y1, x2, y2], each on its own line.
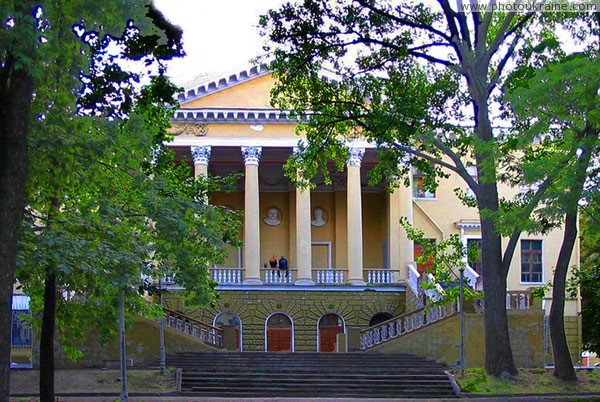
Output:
[0, 1, 187, 399]
[505, 51, 600, 380]
[580, 198, 600, 355]
[259, 0, 578, 377]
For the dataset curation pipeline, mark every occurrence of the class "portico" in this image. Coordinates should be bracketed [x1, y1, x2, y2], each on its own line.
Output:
[173, 138, 414, 287]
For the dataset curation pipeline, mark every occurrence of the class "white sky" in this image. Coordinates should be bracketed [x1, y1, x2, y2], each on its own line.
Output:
[154, 0, 285, 82]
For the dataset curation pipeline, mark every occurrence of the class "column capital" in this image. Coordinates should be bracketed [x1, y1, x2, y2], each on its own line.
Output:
[347, 147, 365, 167]
[191, 145, 211, 165]
[241, 146, 262, 166]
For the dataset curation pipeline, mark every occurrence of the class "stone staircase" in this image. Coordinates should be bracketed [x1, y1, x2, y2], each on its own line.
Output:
[167, 352, 458, 399]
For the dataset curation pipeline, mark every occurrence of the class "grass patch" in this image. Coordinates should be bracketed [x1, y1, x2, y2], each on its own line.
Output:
[10, 368, 177, 395]
[454, 368, 600, 394]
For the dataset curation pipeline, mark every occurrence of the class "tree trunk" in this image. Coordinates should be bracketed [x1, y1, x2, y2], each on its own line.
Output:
[471, 87, 518, 377]
[0, 64, 35, 400]
[479, 183, 518, 377]
[39, 265, 57, 402]
[550, 128, 594, 381]
[550, 212, 578, 381]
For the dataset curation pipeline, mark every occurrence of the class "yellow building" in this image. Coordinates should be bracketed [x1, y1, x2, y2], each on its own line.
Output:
[163, 64, 581, 366]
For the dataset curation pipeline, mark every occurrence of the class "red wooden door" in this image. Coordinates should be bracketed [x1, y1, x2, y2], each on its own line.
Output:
[319, 314, 344, 352]
[267, 314, 292, 352]
[267, 326, 292, 352]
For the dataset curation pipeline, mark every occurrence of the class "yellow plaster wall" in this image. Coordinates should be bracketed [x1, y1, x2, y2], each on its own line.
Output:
[334, 191, 348, 268]
[311, 192, 336, 268]
[288, 192, 297, 268]
[260, 192, 290, 267]
[411, 166, 580, 320]
[210, 191, 243, 267]
[183, 74, 276, 109]
[362, 193, 386, 268]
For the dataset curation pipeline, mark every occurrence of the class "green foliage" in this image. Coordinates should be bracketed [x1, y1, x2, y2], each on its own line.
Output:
[459, 368, 489, 393]
[579, 201, 600, 354]
[10, 0, 241, 360]
[399, 218, 481, 306]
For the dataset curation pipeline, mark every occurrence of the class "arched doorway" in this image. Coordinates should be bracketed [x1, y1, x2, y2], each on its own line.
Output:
[266, 313, 293, 352]
[369, 312, 393, 327]
[214, 312, 242, 351]
[318, 313, 345, 352]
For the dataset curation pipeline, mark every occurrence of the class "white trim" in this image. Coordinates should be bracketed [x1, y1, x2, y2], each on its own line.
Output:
[455, 220, 481, 231]
[311, 241, 332, 269]
[316, 313, 347, 353]
[168, 136, 377, 149]
[265, 312, 294, 352]
[213, 311, 243, 352]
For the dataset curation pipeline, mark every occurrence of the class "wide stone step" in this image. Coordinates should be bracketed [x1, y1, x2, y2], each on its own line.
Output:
[181, 388, 455, 398]
[171, 352, 458, 399]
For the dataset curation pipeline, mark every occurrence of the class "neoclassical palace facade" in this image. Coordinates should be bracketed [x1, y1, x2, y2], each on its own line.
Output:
[161, 64, 581, 364]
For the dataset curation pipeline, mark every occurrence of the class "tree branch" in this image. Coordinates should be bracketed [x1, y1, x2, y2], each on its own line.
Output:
[356, 0, 453, 42]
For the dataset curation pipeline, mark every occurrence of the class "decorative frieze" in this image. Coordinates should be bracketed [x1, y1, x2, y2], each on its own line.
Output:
[191, 145, 211, 166]
[241, 146, 262, 166]
[172, 123, 208, 137]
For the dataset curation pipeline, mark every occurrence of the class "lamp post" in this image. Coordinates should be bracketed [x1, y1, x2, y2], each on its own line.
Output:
[459, 266, 465, 378]
[118, 282, 128, 402]
[159, 278, 166, 374]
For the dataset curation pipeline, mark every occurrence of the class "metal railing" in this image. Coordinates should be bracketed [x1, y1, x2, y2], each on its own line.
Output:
[165, 309, 223, 348]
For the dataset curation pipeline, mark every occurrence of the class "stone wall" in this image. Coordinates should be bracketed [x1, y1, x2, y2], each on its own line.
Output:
[368, 309, 545, 368]
[34, 317, 219, 369]
[545, 315, 583, 366]
[164, 288, 405, 352]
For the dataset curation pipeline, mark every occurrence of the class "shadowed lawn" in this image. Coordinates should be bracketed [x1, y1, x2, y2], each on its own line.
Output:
[10, 368, 176, 395]
[455, 367, 600, 394]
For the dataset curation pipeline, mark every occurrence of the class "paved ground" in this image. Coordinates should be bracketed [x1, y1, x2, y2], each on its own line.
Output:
[9, 395, 600, 401]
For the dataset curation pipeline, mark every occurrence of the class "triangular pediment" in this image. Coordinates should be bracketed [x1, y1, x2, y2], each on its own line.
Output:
[177, 64, 275, 109]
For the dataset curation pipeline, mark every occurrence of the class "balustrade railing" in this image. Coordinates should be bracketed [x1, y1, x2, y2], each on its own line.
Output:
[365, 269, 399, 284]
[464, 265, 480, 289]
[314, 269, 347, 284]
[261, 268, 295, 284]
[360, 303, 459, 351]
[164, 309, 222, 348]
[407, 263, 420, 296]
[210, 267, 243, 285]
[506, 290, 531, 309]
[425, 273, 444, 301]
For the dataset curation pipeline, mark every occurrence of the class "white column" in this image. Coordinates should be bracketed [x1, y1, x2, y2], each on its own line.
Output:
[191, 146, 211, 177]
[294, 148, 314, 285]
[241, 146, 262, 285]
[388, 186, 401, 277]
[398, 165, 414, 279]
[347, 147, 366, 286]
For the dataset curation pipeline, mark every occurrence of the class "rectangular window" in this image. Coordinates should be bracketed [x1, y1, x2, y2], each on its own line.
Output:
[412, 168, 435, 199]
[466, 238, 482, 274]
[521, 240, 543, 283]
